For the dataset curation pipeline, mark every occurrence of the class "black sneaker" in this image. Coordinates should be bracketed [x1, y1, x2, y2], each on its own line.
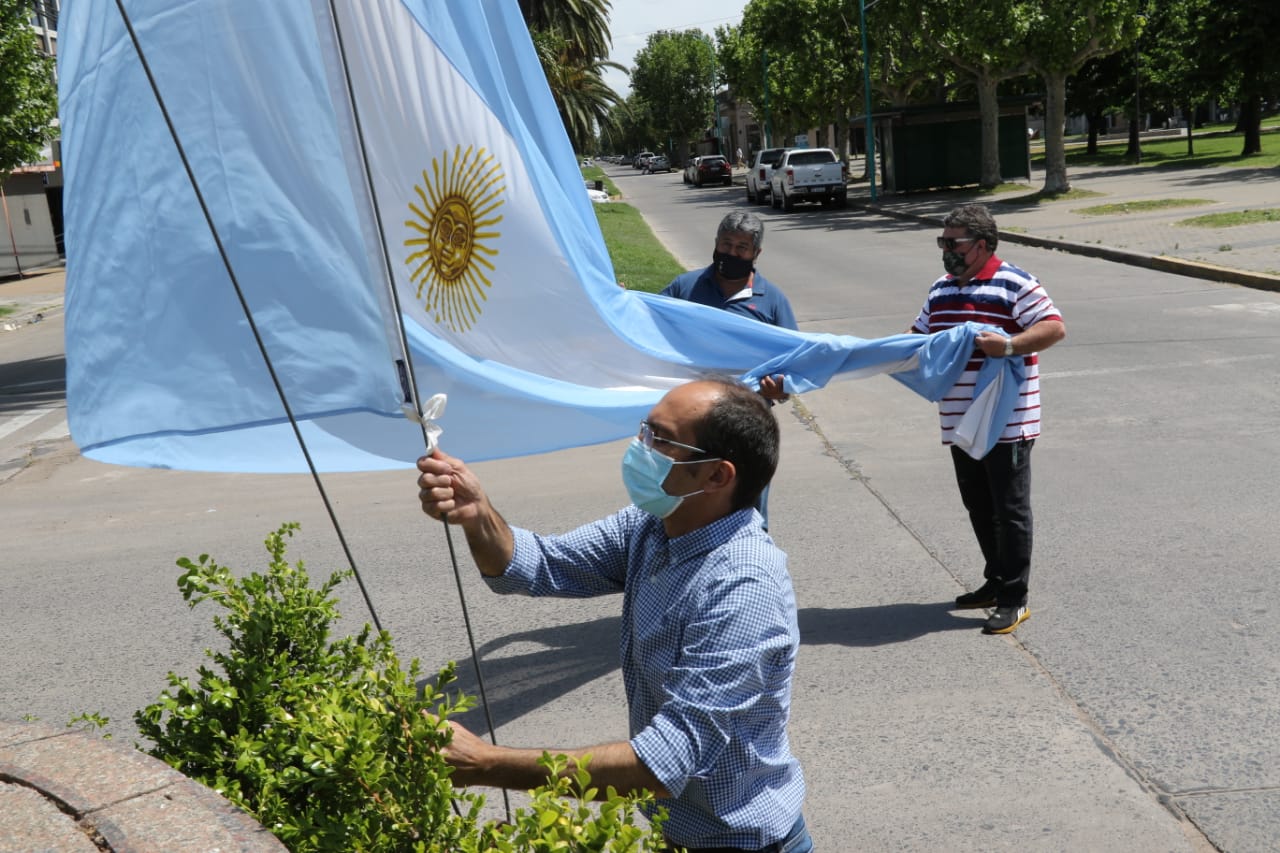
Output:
[954, 582, 999, 610]
[983, 605, 1030, 634]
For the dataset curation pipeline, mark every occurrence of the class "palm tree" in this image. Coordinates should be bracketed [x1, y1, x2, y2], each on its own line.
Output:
[521, 0, 624, 151]
[531, 28, 624, 151]
[519, 0, 612, 64]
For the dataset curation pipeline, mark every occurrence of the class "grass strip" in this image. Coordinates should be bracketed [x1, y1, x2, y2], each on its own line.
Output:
[1034, 124, 1280, 170]
[1074, 198, 1213, 216]
[592, 201, 685, 293]
[992, 187, 1104, 206]
[1176, 208, 1280, 228]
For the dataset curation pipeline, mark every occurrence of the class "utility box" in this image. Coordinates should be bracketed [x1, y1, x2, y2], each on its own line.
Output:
[853, 99, 1034, 194]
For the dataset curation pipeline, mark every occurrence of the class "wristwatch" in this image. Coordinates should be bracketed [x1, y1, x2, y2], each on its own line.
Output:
[1003, 337, 1015, 357]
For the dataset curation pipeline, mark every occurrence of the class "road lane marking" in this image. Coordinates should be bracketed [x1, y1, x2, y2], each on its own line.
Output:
[0, 405, 62, 442]
[31, 418, 70, 443]
[1048, 352, 1274, 380]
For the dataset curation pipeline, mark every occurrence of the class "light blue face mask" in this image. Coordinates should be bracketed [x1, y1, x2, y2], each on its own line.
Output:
[621, 439, 719, 519]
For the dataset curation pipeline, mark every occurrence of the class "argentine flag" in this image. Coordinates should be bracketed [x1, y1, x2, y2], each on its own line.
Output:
[59, 0, 1014, 474]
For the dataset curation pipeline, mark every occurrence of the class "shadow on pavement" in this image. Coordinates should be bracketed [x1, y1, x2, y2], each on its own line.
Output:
[429, 615, 621, 731]
[799, 602, 978, 646]
[428, 602, 979, 728]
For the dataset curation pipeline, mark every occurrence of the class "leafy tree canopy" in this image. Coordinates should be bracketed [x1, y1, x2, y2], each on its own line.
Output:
[630, 30, 716, 151]
[0, 0, 58, 176]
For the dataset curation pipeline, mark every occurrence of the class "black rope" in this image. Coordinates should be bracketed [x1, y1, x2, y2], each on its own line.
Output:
[110, 0, 383, 634]
[321, 0, 511, 821]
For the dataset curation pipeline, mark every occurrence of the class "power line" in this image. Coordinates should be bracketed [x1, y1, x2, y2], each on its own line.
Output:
[615, 14, 743, 41]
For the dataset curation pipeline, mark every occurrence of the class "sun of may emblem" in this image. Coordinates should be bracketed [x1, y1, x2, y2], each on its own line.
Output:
[404, 145, 505, 332]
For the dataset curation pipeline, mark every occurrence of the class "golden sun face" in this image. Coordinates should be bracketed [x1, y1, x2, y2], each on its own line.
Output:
[405, 145, 505, 332]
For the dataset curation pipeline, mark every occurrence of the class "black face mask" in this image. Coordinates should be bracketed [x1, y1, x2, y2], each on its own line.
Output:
[713, 250, 754, 281]
[942, 250, 970, 277]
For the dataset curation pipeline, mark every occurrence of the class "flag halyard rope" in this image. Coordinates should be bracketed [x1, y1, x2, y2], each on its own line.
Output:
[321, 0, 511, 821]
[110, 0, 384, 635]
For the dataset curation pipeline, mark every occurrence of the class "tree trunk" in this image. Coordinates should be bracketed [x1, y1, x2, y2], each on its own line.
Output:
[835, 120, 849, 165]
[1125, 112, 1140, 160]
[1184, 101, 1194, 157]
[1086, 113, 1102, 155]
[976, 73, 1001, 188]
[1040, 70, 1071, 194]
[1240, 93, 1262, 155]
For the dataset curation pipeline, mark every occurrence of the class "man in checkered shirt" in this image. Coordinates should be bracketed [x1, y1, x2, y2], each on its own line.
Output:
[417, 378, 811, 852]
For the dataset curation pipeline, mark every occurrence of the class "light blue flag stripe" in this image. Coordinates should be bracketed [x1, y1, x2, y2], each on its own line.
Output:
[59, 0, 1020, 474]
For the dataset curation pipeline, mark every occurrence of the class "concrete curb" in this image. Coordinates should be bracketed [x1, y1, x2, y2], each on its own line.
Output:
[0, 719, 286, 853]
[851, 200, 1280, 293]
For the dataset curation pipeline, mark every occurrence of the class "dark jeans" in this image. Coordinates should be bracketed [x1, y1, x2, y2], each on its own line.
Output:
[950, 439, 1034, 606]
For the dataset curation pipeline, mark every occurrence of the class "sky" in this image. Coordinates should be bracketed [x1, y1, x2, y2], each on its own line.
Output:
[603, 0, 747, 96]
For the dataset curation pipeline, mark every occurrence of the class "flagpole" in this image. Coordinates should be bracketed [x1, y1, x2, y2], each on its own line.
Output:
[322, 0, 511, 820]
[108, 0, 383, 633]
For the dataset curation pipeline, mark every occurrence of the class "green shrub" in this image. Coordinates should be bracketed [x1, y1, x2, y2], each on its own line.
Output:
[134, 523, 667, 852]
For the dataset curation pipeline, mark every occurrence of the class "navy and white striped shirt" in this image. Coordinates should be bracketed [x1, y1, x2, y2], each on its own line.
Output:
[912, 256, 1062, 444]
[486, 504, 805, 849]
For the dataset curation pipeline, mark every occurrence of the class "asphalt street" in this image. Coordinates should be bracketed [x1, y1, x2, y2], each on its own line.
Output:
[2, 161, 1279, 850]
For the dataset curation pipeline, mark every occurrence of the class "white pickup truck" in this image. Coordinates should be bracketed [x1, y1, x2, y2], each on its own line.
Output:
[769, 148, 848, 210]
[745, 147, 788, 204]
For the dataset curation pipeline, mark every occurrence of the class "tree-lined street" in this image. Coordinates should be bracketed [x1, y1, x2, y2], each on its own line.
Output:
[612, 0, 1279, 197]
[5, 159, 1280, 847]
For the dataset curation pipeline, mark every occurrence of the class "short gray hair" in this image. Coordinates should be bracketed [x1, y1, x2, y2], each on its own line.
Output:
[943, 204, 998, 252]
[717, 211, 765, 251]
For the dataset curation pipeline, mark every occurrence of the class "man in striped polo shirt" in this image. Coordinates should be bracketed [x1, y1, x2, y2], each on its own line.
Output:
[908, 204, 1067, 634]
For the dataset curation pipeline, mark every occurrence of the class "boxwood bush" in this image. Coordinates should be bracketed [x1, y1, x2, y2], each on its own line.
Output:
[134, 523, 667, 852]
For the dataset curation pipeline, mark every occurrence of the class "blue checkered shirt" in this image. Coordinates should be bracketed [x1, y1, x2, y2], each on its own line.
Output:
[486, 505, 805, 849]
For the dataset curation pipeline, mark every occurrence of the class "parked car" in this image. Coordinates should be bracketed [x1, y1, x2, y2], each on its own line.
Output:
[633, 151, 654, 170]
[682, 156, 700, 184]
[685, 154, 732, 187]
[586, 180, 611, 203]
[769, 147, 848, 210]
[645, 154, 671, 173]
[746, 147, 788, 204]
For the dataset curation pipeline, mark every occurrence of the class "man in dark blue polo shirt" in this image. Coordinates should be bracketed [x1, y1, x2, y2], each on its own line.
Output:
[661, 210, 798, 340]
[660, 211, 798, 529]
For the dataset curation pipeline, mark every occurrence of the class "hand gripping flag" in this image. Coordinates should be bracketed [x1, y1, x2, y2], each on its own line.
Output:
[59, 0, 1017, 473]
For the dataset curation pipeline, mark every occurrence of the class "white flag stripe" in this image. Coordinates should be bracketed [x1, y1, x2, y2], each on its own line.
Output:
[338, 0, 700, 389]
[0, 406, 63, 442]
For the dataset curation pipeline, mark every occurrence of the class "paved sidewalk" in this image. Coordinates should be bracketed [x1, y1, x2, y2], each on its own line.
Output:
[0, 265, 65, 327]
[0, 719, 284, 853]
[849, 162, 1280, 291]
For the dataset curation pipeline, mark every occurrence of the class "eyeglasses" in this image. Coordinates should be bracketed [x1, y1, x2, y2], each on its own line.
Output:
[638, 420, 707, 456]
[936, 236, 978, 251]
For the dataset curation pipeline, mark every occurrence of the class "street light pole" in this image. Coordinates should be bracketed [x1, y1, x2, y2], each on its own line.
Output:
[705, 33, 719, 156]
[859, 0, 877, 200]
[1133, 37, 1142, 164]
[761, 48, 772, 148]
